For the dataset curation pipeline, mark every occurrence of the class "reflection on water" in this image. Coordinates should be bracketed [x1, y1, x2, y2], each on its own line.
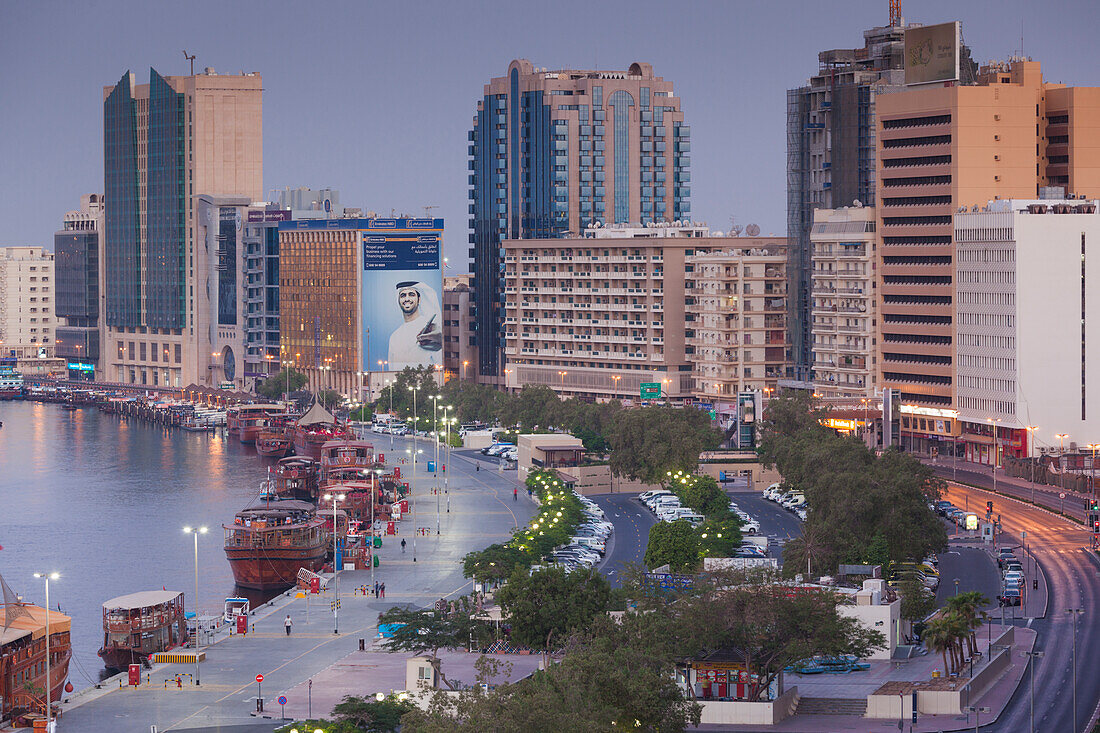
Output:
[0, 401, 277, 689]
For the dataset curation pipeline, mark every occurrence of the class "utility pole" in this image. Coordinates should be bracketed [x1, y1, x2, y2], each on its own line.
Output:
[183, 50, 196, 75]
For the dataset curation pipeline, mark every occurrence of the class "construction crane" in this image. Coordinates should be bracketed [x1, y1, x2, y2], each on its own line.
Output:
[183, 51, 196, 75]
[889, 0, 901, 27]
[423, 205, 438, 217]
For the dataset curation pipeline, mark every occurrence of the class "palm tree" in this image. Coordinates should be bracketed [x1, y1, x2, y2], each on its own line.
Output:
[945, 592, 990, 658]
[924, 617, 954, 675]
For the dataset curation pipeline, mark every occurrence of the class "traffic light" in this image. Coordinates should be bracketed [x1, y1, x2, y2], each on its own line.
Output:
[1090, 499, 1099, 512]
[987, 500, 994, 514]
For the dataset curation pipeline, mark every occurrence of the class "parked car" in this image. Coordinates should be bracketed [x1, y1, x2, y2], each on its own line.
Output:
[639, 490, 672, 502]
[1003, 571, 1025, 588]
[999, 587, 1022, 606]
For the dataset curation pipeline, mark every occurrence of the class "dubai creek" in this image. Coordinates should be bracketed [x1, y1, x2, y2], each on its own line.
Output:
[0, 399, 274, 689]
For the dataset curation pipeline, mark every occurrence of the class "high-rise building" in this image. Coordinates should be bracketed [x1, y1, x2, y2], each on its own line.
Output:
[809, 205, 877, 398]
[270, 186, 341, 214]
[469, 59, 690, 379]
[685, 237, 789, 409]
[278, 217, 444, 396]
[953, 198, 1100, 464]
[55, 194, 105, 379]
[242, 207, 291, 383]
[0, 247, 56, 359]
[875, 59, 1100, 455]
[101, 67, 262, 388]
[787, 22, 908, 379]
[442, 275, 478, 381]
[502, 224, 699, 402]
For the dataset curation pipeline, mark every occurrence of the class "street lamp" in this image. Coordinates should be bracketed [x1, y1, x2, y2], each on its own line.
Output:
[443, 409, 454, 513]
[182, 526, 208, 684]
[1056, 433, 1070, 493]
[462, 360, 468, 380]
[281, 360, 293, 397]
[557, 370, 567, 392]
[987, 418, 1002, 494]
[1025, 426, 1039, 502]
[32, 572, 59, 727]
[406, 448, 423, 561]
[322, 493, 346, 634]
[1066, 608, 1084, 733]
[430, 394, 443, 535]
[1023, 649, 1044, 733]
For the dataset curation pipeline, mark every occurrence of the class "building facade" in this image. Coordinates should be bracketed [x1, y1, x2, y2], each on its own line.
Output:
[502, 224, 700, 401]
[685, 237, 789, 408]
[443, 274, 478, 381]
[55, 194, 105, 379]
[0, 247, 56, 359]
[875, 59, 1100, 457]
[470, 59, 690, 378]
[953, 198, 1100, 464]
[809, 205, 877, 398]
[243, 207, 291, 383]
[786, 22, 909, 379]
[101, 67, 262, 388]
[278, 217, 444, 397]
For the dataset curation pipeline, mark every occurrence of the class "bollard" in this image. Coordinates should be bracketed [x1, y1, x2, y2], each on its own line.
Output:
[359, 638, 366, 651]
[256, 697, 264, 713]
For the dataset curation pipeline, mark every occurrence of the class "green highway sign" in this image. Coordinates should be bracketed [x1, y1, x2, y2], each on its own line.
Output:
[640, 382, 662, 399]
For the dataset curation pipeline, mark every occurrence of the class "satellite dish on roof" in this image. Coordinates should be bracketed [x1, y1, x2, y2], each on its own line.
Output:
[745, 223, 761, 236]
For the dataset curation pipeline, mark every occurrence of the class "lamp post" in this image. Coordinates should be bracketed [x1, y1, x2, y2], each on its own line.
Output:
[1066, 609, 1084, 732]
[987, 418, 1001, 494]
[443, 409, 454, 513]
[430, 394, 443, 535]
[32, 572, 59, 727]
[1026, 426, 1039, 502]
[323, 493, 346, 634]
[406, 447, 423, 561]
[182, 526, 207, 684]
[1022, 649, 1044, 733]
[462, 360, 468, 380]
[557, 370, 567, 393]
[363, 468, 382, 594]
[1056, 433, 1069, 493]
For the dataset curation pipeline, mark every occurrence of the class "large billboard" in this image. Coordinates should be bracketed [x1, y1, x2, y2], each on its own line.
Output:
[359, 218, 444, 373]
[904, 22, 959, 86]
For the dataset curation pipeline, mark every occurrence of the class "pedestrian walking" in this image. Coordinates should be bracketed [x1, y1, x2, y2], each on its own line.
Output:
[284, 614, 293, 636]
[476, 464, 480, 472]
[513, 487, 518, 501]
[374, 580, 379, 597]
[401, 538, 407, 553]
[380, 582, 386, 599]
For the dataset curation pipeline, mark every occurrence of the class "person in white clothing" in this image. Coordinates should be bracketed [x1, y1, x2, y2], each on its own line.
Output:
[388, 280, 442, 370]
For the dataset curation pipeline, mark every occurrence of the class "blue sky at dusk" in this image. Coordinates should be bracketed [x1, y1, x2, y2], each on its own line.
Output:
[2, 0, 1098, 265]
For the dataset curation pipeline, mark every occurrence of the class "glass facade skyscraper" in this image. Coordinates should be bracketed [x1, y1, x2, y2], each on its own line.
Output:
[468, 59, 689, 378]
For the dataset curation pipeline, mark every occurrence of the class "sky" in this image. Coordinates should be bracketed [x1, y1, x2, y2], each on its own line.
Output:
[2, 0, 1099, 266]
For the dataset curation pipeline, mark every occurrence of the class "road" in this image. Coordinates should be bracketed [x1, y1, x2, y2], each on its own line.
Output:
[590, 494, 656, 587]
[726, 489, 803, 563]
[933, 546, 1003, 612]
[941, 481, 1100, 733]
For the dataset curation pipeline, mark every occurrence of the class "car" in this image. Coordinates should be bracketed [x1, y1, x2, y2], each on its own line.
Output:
[795, 508, 808, 521]
[740, 519, 761, 535]
[736, 545, 767, 557]
[997, 549, 1016, 568]
[1003, 572, 1025, 588]
[1002, 563, 1024, 579]
[639, 490, 672, 502]
[999, 587, 1022, 606]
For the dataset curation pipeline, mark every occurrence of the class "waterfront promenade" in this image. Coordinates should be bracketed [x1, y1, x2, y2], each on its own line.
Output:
[54, 437, 533, 732]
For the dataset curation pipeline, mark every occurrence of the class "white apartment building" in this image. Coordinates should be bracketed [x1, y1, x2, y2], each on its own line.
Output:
[810, 206, 876, 398]
[685, 238, 789, 407]
[955, 198, 1100, 464]
[0, 246, 56, 358]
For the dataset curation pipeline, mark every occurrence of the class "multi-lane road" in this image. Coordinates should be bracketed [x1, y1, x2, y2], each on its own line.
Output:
[942, 480, 1100, 732]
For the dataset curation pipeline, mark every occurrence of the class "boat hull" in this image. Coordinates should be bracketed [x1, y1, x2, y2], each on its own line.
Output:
[225, 546, 328, 591]
[239, 424, 264, 444]
[98, 646, 149, 672]
[256, 438, 291, 458]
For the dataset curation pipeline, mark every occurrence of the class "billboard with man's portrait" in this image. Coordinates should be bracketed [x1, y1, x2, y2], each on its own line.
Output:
[359, 218, 444, 373]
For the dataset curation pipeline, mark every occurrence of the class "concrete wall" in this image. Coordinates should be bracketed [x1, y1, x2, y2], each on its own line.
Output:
[837, 595, 899, 660]
[695, 460, 782, 491]
[866, 691, 913, 720]
[697, 685, 799, 726]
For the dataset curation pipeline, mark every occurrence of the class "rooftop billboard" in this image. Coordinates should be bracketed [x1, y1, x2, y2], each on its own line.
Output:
[904, 21, 959, 86]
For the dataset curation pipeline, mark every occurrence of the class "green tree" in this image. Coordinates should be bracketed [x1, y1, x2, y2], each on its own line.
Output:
[377, 597, 481, 689]
[317, 389, 343, 409]
[896, 572, 937, 626]
[944, 591, 989, 658]
[462, 543, 532, 584]
[439, 379, 505, 424]
[349, 405, 374, 422]
[373, 366, 440, 420]
[496, 566, 611, 650]
[644, 519, 701, 572]
[608, 406, 722, 483]
[256, 368, 308, 399]
[697, 514, 743, 558]
[330, 695, 416, 732]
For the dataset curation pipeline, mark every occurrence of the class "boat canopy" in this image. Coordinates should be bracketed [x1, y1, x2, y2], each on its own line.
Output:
[102, 590, 182, 611]
[297, 401, 336, 427]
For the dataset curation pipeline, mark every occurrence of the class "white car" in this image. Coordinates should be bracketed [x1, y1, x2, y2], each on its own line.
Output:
[740, 519, 761, 535]
[639, 490, 671, 502]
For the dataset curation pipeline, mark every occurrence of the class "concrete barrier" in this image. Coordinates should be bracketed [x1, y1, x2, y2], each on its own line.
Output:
[697, 685, 799, 726]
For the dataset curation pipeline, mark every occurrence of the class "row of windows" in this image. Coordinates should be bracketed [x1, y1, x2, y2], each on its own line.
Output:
[959, 312, 1014, 327]
[959, 354, 1016, 370]
[116, 341, 182, 363]
[958, 333, 1015, 348]
[958, 291, 1015, 305]
[882, 175, 952, 187]
[957, 248, 1015, 262]
[956, 228, 1014, 243]
[958, 396, 1016, 415]
[958, 270, 1015, 284]
[882, 155, 951, 168]
[882, 114, 952, 129]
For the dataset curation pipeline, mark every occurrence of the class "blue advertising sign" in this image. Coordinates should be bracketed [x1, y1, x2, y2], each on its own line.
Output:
[362, 234, 439, 271]
[67, 362, 94, 372]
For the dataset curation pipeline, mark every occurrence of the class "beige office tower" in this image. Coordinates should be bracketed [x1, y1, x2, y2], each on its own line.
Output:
[101, 67, 262, 388]
[875, 58, 1100, 451]
[0, 247, 56, 358]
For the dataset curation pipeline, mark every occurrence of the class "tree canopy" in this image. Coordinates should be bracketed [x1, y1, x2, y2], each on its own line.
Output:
[496, 566, 611, 650]
[758, 391, 948, 575]
[255, 367, 307, 399]
[644, 520, 702, 572]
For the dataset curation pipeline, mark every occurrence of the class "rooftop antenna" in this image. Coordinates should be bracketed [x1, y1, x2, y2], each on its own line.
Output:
[423, 205, 438, 217]
[183, 50, 196, 76]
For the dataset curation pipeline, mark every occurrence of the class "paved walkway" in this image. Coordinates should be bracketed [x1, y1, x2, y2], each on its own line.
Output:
[53, 436, 532, 732]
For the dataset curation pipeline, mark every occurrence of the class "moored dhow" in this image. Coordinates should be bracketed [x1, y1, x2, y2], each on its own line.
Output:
[223, 500, 328, 590]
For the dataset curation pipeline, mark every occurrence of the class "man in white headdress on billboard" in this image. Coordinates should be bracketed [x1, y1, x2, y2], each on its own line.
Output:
[388, 280, 442, 371]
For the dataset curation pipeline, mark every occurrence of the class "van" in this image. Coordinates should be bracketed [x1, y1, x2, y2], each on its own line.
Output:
[681, 513, 705, 527]
[572, 536, 606, 552]
[389, 422, 408, 435]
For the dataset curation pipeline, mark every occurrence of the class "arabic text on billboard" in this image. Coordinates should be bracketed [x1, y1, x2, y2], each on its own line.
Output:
[904, 22, 959, 85]
[361, 225, 444, 373]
